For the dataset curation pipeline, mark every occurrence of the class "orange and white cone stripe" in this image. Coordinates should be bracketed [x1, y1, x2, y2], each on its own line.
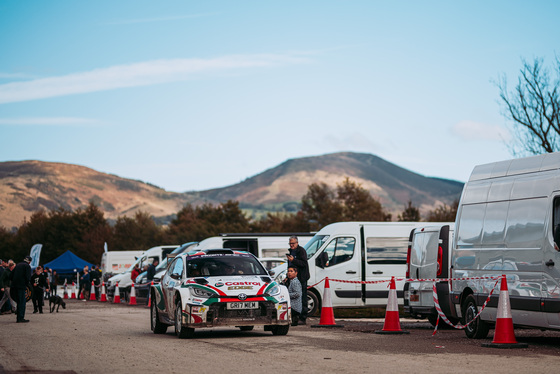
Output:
[376, 276, 409, 334]
[89, 281, 96, 301]
[311, 277, 343, 328]
[113, 282, 121, 304]
[99, 282, 107, 302]
[129, 282, 137, 305]
[482, 275, 528, 348]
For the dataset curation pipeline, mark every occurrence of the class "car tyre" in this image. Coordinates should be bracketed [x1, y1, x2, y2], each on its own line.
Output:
[462, 294, 489, 339]
[307, 290, 320, 316]
[151, 293, 168, 334]
[271, 324, 290, 336]
[175, 301, 195, 339]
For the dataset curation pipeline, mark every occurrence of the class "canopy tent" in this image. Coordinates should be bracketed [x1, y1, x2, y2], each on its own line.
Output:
[43, 250, 94, 274]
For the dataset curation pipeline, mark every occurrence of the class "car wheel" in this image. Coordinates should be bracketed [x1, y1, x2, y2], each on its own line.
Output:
[175, 301, 195, 339]
[271, 324, 290, 336]
[150, 294, 168, 334]
[462, 294, 489, 339]
[238, 326, 254, 331]
[307, 290, 320, 316]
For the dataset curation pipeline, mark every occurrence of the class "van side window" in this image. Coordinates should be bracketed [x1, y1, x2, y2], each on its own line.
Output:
[321, 237, 355, 267]
[553, 197, 560, 251]
[366, 237, 409, 264]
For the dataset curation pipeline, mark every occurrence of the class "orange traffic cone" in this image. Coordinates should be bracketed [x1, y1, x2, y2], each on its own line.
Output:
[99, 282, 107, 302]
[311, 277, 344, 328]
[63, 284, 68, 299]
[482, 275, 528, 348]
[113, 282, 121, 304]
[129, 282, 137, 305]
[70, 282, 76, 299]
[375, 277, 409, 334]
[89, 281, 96, 301]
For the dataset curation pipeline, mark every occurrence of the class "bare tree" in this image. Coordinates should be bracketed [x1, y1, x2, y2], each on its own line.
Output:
[496, 57, 560, 155]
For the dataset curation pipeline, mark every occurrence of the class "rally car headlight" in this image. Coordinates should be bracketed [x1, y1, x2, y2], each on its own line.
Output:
[268, 285, 280, 296]
[191, 287, 217, 298]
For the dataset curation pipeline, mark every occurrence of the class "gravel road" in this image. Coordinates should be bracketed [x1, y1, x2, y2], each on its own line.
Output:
[1, 299, 560, 374]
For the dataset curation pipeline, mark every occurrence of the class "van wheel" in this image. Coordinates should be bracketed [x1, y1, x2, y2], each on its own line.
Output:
[150, 294, 167, 334]
[307, 291, 320, 316]
[427, 314, 439, 327]
[175, 301, 195, 339]
[462, 295, 489, 339]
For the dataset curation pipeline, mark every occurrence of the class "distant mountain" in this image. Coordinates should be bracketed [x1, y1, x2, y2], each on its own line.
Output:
[0, 160, 194, 229]
[198, 152, 463, 214]
[0, 152, 464, 229]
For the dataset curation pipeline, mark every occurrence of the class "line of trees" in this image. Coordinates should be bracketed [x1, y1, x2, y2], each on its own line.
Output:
[0, 178, 457, 266]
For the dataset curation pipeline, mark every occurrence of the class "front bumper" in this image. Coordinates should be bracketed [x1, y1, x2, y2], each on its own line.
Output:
[181, 300, 290, 327]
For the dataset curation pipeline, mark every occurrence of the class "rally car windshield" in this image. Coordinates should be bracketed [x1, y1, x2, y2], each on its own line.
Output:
[186, 255, 268, 277]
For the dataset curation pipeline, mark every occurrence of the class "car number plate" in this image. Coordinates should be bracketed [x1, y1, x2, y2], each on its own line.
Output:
[227, 301, 258, 310]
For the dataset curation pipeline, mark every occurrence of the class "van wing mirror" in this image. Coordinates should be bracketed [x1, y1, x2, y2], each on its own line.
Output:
[316, 252, 328, 269]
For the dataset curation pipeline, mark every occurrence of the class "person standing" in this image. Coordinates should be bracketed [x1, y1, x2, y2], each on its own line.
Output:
[282, 266, 302, 326]
[51, 270, 59, 296]
[286, 235, 309, 324]
[90, 265, 101, 300]
[0, 260, 16, 314]
[131, 264, 141, 283]
[30, 266, 48, 314]
[79, 266, 90, 300]
[11, 256, 32, 323]
[145, 259, 158, 305]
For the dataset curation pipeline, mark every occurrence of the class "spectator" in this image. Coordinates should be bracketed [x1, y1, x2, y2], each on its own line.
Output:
[79, 266, 90, 300]
[11, 256, 32, 323]
[30, 266, 48, 314]
[131, 264, 141, 283]
[51, 270, 59, 296]
[146, 259, 158, 305]
[43, 267, 51, 299]
[286, 235, 310, 324]
[90, 265, 101, 299]
[0, 260, 16, 314]
[146, 260, 158, 282]
[282, 266, 302, 326]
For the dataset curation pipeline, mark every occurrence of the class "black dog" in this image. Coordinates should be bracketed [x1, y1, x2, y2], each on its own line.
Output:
[49, 295, 66, 313]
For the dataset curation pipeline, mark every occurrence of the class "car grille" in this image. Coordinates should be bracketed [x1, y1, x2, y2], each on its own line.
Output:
[205, 301, 277, 324]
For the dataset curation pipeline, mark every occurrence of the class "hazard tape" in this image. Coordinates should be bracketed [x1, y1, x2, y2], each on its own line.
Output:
[431, 277, 500, 335]
[311, 275, 501, 286]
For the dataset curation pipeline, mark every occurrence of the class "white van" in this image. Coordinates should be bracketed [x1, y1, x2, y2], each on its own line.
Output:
[450, 152, 560, 338]
[273, 222, 447, 315]
[404, 224, 455, 326]
[106, 245, 178, 298]
[193, 233, 314, 258]
[100, 250, 144, 280]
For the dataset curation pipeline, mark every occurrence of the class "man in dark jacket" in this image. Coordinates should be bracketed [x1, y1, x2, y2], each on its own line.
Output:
[287, 236, 310, 324]
[11, 256, 32, 323]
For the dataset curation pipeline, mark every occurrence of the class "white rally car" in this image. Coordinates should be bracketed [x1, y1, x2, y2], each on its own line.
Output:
[150, 249, 291, 338]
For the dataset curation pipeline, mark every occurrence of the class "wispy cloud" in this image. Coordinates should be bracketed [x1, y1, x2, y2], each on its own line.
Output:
[0, 117, 98, 126]
[0, 54, 310, 105]
[452, 120, 511, 142]
[108, 13, 217, 25]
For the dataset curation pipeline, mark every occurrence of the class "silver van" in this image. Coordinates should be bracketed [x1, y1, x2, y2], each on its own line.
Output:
[404, 224, 455, 326]
[450, 152, 560, 338]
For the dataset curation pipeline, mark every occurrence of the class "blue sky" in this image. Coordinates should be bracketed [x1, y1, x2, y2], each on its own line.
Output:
[0, 1, 558, 192]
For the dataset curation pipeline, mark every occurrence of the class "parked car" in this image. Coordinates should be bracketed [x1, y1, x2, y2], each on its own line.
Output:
[135, 242, 198, 299]
[150, 249, 291, 338]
